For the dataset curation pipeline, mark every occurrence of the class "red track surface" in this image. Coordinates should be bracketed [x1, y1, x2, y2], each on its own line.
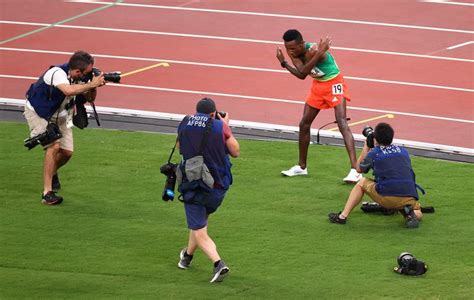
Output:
[1, 0, 473, 148]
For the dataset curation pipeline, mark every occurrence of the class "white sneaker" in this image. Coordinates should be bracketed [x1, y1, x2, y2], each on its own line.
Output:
[343, 168, 361, 183]
[281, 165, 308, 177]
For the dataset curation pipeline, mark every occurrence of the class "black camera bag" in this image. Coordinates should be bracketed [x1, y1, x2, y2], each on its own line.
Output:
[73, 96, 88, 129]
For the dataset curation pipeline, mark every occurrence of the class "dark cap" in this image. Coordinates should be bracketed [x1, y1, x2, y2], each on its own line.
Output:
[196, 97, 216, 114]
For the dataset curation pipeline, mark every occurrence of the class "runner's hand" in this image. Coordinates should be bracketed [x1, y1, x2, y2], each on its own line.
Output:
[317, 36, 331, 53]
[276, 48, 285, 63]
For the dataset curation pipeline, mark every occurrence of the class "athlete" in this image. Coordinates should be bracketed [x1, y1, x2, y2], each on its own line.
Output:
[276, 29, 360, 183]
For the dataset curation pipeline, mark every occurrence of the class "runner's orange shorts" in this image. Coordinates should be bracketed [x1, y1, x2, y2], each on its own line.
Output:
[305, 73, 351, 110]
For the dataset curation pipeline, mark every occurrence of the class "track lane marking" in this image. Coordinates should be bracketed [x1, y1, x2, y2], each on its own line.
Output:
[64, 1, 474, 34]
[1, 47, 472, 92]
[327, 114, 395, 131]
[121, 63, 170, 78]
[0, 1, 123, 45]
[421, 0, 474, 6]
[1, 21, 471, 63]
[1, 74, 472, 124]
[447, 41, 474, 50]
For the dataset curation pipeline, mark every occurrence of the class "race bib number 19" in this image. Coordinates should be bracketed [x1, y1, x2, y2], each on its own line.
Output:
[332, 83, 343, 95]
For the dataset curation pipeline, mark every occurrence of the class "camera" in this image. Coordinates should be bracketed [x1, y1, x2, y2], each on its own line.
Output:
[394, 252, 427, 276]
[361, 202, 435, 215]
[160, 162, 177, 201]
[362, 126, 375, 148]
[24, 122, 62, 150]
[217, 111, 227, 118]
[360, 202, 397, 215]
[92, 67, 121, 83]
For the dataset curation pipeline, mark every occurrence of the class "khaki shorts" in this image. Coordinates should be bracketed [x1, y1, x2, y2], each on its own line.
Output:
[24, 104, 74, 151]
[359, 177, 420, 210]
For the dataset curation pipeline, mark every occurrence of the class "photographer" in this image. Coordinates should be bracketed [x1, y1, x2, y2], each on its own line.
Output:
[328, 123, 424, 228]
[176, 97, 240, 283]
[24, 51, 105, 205]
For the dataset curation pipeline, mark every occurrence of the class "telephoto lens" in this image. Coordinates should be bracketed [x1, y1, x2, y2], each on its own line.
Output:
[362, 126, 375, 148]
[160, 163, 177, 201]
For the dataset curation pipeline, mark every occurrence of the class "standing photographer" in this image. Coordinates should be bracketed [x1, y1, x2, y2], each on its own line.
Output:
[24, 51, 105, 205]
[176, 97, 240, 283]
[328, 123, 424, 228]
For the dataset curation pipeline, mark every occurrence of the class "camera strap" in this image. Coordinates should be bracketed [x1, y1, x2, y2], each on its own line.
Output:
[197, 117, 213, 155]
[48, 69, 60, 101]
[167, 115, 190, 163]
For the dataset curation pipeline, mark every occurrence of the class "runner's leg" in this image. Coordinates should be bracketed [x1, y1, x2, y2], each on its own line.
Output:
[334, 98, 357, 168]
[298, 104, 320, 169]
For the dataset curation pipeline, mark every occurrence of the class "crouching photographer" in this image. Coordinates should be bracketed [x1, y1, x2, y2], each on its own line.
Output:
[23, 51, 106, 205]
[328, 122, 427, 228]
[170, 97, 239, 283]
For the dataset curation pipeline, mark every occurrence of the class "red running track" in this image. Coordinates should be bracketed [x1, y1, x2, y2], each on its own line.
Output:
[1, 0, 473, 149]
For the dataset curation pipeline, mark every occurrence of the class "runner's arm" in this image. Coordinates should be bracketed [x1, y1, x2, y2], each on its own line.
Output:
[290, 37, 331, 78]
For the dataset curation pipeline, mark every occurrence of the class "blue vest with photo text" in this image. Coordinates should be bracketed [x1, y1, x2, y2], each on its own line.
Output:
[26, 63, 70, 119]
[178, 113, 233, 190]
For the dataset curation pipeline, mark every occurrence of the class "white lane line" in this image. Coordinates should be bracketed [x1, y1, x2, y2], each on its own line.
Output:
[63, 0, 474, 34]
[447, 41, 474, 50]
[1, 20, 472, 63]
[1, 47, 473, 92]
[3, 96, 473, 154]
[1, 74, 473, 124]
[421, 0, 474, 7]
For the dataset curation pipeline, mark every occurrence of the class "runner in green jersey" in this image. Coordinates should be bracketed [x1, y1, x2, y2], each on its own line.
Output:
[276, 29, 360, 183]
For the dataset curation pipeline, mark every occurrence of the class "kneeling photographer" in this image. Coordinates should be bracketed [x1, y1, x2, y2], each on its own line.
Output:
[172, 97, 239, 283]
[23, 51, 106, 205]
[328, 122, 426, 228]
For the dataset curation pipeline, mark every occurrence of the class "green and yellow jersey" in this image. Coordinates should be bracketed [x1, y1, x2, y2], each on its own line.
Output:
[305, 42, 340, 81]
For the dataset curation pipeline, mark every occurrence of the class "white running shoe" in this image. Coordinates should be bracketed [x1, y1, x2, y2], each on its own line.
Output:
[281, 165, 308, 177]
[343, 168, 361, 183]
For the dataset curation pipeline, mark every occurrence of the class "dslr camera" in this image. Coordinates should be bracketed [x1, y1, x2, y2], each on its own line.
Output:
[217, 111, 227, 118]
[360, 202, 397, 215]
[24, 122, 62, 150]
[362, 126, 375, 148]
[92, 67, 121, 83]
[160, 162, 177, 201]
[394, 252, 427, 276]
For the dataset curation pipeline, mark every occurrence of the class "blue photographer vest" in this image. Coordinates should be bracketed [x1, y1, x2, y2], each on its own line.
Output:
[178, 113, 233, 190]
[26, 63, 70, 119]
[369, 145, 419, 199]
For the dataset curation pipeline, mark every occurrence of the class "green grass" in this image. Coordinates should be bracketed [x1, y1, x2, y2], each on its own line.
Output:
[1, 121, 473, 299]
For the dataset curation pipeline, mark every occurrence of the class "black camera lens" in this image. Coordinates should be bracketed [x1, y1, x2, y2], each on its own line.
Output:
[362, 126, 373, 138]
[160, 162, 177, 201]
[362, 126, 375, 148]
[103, 72, 121, 83]
[92, 67, 121, 83]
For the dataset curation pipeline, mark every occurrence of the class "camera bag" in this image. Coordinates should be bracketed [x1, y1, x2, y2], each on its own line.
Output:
[176, 117, 215, 205]
[72, 96, 88, 129]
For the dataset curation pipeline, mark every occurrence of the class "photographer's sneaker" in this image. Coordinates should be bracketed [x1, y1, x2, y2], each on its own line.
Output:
[210, 260, 229, 283]
[281, 165, 308, 177]
[343, 169, 361, 183]
[178, 248, 193, 269]
[52, 174, 61, 192]
[41, 191, 63, 205]
[328, 212, 347, 224]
